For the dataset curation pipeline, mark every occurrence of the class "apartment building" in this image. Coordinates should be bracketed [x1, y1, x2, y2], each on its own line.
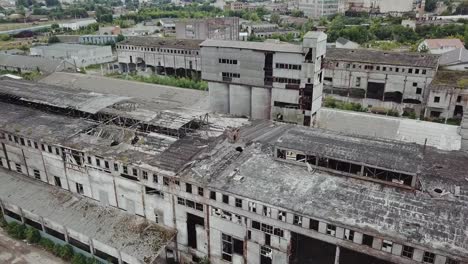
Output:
[324, 48, 440, 117]
[298, 0, 342, 18]
[116, 37, 202, 78]
[201, 31, 327, 126]
[0, 79, 466, 264]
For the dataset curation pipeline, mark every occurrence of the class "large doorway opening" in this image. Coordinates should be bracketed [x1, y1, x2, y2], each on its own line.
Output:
[187, 213, 204, 249]
[289, 232, 336, 264]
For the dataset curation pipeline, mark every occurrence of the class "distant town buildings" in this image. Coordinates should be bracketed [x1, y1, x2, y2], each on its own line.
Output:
[176, 17, 239, 41]
[418, 38, 465, 54]
[299, 0, 342, 18]
[59, 18, 97, 31]
[345, 0, 422, 14]
[30, 44, 113, 67]
[201, 32, 327, 126]
[439, 48, 468, 71]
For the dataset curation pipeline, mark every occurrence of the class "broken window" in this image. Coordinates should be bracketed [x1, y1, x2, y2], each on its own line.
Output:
[263, 206, 271, 217]
[142, 171, 148, 180]
[132, 168, 138, 176]
[198, 187, 204, 196]
[344, 229, 354, 241]
[96, 158, 101, 167]
[104, 161, 109, 169]
[309, 219, 319, 231]
[235, 198, 242, 208]
[210, 191, 216, 200]
[382, 240, 393, 253]
[252, 220, 260, 230]
[33, 169, 40, 180]
[434, 96, 440, 103]
[402, 245, 414, 258]
[326, 224, 336, 236]
[20, 138, 25, 146]
[47, 146, 52, 153]
[222, 234, 233, 262]
[416, 88, 422, 95]
[145, 186, 164, 198]
[261, 223, 273, 234]
[54, 176, 62, 187]
[278, 211, 286, 222]
[260, 246, 273, 264]
[362, 234, 373, 247]
[223, 194, 229, 204]
[123, 165, 128, 174]
[41, 144, 45, 151]
[273, 228, 284, 237]
[114, 163, 118, 171]
[34, 142, 38, 149]
[423, 252, 435, 264]
[186, 183, 192, 193]
[248, 202, 257, 213]
[163, 177, 169, 186]
[356, 77, 361, 87]
[178, 197, 185, 205]
[76, 183, 84, 194]
[293, 215, 302, 226]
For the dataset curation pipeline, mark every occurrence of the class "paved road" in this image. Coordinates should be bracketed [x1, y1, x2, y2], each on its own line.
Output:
[0, 229, 66, 264]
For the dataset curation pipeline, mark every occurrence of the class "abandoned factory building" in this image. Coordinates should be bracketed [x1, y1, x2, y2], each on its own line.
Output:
[116, 37, 202, 78]
[324, 48, 440, 118]
[0, 78, 467, 264]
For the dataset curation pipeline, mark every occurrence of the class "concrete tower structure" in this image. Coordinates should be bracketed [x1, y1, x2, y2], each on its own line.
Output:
[201, 31, 327, 126]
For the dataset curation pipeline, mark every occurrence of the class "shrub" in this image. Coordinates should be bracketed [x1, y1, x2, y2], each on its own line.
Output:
[0, 212, 6, 228]
[39, 237, 55, 251]
[6, 222, 26, 239]
[25, 227, 41, 244]
[53, 244, 62, 256]
[71, 253, 87, 264]
[60, 244, 74, 261]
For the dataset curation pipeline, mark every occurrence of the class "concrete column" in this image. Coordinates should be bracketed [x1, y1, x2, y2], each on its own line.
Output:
[334, 246, 340, 264]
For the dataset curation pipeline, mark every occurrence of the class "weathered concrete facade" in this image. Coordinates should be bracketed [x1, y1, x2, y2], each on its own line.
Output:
[30, 44, 114, 68]
[0, 79, 467, 264]
[116, 37, 202, 78]
[324, 48, 440, 117]
[201, 31, 327, 126]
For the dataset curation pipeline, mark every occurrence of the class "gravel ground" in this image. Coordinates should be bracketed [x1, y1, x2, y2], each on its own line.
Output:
[0, 228, 66, 264]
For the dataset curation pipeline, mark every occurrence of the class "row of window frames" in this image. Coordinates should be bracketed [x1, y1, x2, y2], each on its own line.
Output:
[209, 189, 454, 264]
[117, 45, 199, 55]
[275, 63, 302, 70]
[432, 95, 464, 103]
[335, 63, 428, 75]
[11, 161, 81, 195]
[5, 134, 61, 156]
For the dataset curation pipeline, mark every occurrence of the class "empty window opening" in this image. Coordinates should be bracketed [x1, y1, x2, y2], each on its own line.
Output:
[223, 194, 229, 204]
[69, 237, 91, 253]
[187, 213, 204, 250]
[434, 96, 440, 103]
[362, 234, 373, 247]
[310, 219, 319, 231]
[278, 211, 286, 222]
[198, 187, 204, 196]
[76, 183, 84, 194]
[210, 191, 217, 200]
[54, 176, 62, 188]
[248, 202, 256, 213]
[260, 246, 273, 264]
[186, 183, 192, 193]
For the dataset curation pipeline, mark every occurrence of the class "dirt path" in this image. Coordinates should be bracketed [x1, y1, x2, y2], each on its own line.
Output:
[0, 228, 67, 264]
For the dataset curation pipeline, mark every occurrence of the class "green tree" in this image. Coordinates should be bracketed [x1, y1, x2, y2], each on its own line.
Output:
[456, 0, 468, 14]
[6, 222, 26, 239]
[0, 34, 11, 41]
[48, 35, 60, 43]
[51, 23, 59, 30]
[425, 0, 437, 12]
[116, 34, 125, 42]
[291, 9, 304, 17]
[59, 244, 74, 260]
[270, 13, 280, 25]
